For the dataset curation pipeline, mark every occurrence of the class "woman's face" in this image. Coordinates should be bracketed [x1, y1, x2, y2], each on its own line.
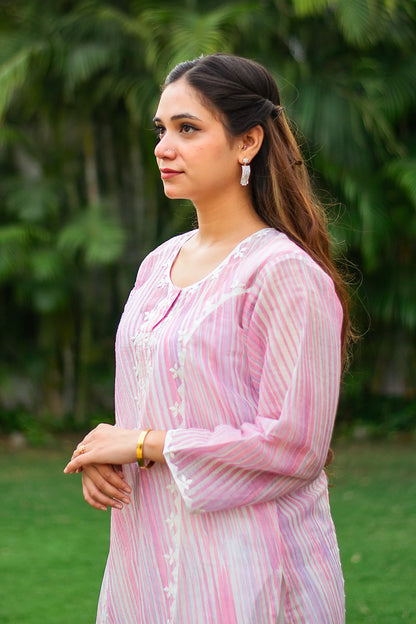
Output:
[153, 78, 241, 205]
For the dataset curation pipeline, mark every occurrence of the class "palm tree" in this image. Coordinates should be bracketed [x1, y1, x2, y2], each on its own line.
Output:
[1, 0, 415, 433]
[0, 0, 261, 424]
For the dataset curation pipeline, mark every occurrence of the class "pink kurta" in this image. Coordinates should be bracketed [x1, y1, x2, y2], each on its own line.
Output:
[97, 228, 345, 624]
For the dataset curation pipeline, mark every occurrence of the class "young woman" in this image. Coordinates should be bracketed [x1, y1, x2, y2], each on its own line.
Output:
[65, 53, 350, 623]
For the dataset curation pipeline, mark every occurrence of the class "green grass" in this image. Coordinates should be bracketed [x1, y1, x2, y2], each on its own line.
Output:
[0, 438, 110, 624]
[330, 439, 416, 623]
[0, 438, 415, 623]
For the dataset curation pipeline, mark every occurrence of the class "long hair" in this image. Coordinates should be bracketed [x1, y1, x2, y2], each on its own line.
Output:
[164, 54, 352, 366]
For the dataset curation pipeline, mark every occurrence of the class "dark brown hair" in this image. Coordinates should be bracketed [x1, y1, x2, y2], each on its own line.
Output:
[164, 54, 352, 365]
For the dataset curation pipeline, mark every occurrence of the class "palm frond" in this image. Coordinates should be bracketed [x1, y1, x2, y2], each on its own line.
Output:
[140, 3, 261, 80]
[123, 75, 160, 125]
[292, 0, 329, 17]
[29, 247, 64, 281]
[335, 0, 398, 47]
[58, 207, 125, 267]
[377, 54, 416, 119]
[0, 41, 47, 119]
[95, 6, 147, 40]
[64, 42, 118, 93]
[4, 178, 60, 223]
[292, 79, 385, 169]
[0, 224, 47, 280]
[386, 159, 416, 208]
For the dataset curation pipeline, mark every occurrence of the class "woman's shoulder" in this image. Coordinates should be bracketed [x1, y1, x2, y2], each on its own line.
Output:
[244, 229, 336, 293]
[248, 228, 321, 272]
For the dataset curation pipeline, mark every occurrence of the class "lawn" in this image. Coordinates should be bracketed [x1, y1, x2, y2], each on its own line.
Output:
[329, 439, 416, 623]
[0, 437, 110, 624]
[0, 437, 415, 623]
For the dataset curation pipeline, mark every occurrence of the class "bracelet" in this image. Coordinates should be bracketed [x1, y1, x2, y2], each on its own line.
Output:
[136, 429, 155, 469]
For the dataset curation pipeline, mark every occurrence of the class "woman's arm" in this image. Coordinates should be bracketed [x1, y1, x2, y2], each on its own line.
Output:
[163, 255, 343, 513]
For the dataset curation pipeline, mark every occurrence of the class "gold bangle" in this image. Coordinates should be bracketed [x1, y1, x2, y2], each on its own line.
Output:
[136, 429, 155, 469]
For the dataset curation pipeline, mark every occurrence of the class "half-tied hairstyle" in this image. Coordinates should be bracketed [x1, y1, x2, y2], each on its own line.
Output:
[164, 53, 352, 366]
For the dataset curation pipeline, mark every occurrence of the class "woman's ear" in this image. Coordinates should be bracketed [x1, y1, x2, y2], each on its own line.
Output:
[238, 125, 264, 163]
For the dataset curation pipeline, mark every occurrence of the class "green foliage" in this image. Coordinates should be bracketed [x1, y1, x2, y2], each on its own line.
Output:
[139, 3, 256, 76]
[58, 207, 126, 267]
[338, 393, 416, 437]
[0, 39, 48, 119]
[387, 158, 416, 208]
[0, 0, 415, 429]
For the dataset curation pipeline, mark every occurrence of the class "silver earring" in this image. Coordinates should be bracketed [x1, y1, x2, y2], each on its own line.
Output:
[240, 158, 251, 186]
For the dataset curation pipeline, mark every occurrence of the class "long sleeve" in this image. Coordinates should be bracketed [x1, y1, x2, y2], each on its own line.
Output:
[103, 231, 345, 624]
[163, 254, 343, 513]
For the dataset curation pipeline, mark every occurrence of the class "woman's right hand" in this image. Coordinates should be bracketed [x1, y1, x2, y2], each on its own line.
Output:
[81, 463, 132, 511]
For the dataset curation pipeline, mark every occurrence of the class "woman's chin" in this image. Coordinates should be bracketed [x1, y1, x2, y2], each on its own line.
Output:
[163, 187, 187, 200]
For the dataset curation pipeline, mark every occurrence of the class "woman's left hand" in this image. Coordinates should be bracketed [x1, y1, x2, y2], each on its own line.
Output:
[63, 423, 139, 474]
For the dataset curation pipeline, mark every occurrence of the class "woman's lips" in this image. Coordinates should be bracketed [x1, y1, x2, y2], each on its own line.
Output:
[160, 169, 182, 180]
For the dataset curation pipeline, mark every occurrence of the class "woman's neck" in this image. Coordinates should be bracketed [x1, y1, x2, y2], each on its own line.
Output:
[193, 195, 268, 247]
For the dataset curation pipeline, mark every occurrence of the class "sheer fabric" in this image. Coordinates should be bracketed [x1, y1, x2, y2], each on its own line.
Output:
[97, 228, 345, 624]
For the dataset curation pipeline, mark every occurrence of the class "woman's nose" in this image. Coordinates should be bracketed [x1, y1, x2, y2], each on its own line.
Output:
[154, 135, 176, 160]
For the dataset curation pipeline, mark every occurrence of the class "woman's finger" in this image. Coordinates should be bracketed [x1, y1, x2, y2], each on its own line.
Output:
[82, 474, 117, 511]
[97, 464, 131, 493]
[63, 455, 87, 473]
[82, 467, 130, 511]
[86, 464, 131, 501]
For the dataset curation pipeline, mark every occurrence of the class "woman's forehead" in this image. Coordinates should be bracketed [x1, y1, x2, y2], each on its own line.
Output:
[155, 79, 216, 122]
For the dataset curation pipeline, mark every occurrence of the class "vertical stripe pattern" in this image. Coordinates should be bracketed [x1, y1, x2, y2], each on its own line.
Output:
[96, 228, 345, 624]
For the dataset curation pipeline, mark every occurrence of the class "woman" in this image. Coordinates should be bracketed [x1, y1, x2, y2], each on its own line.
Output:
[64, 53, 350, 623]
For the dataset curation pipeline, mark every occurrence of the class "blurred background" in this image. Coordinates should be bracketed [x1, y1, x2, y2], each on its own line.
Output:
[1, 3, 415, 623]
[1, 0, 415, 442]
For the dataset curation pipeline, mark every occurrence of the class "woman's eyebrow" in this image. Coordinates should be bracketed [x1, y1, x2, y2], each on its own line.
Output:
[152, 113, 202, 123]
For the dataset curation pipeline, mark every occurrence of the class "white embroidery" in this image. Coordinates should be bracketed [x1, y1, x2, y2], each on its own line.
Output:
[163, 581, 175, 598]
[130, 329, 156, 419]
[166, 511, 177, 532]
[169, 364, 180, 379]
[168, 328, 186, 429]
[164, 477, 182, 623]
[146, 231, 271, 622]
[232, 247, 246, 259]
[164, 547, 176, 565]
[169, 402, 181, 419]
[178, 474, 192, 490]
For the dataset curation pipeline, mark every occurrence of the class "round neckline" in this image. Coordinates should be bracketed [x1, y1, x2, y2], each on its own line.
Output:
[168, 227, 274, 291]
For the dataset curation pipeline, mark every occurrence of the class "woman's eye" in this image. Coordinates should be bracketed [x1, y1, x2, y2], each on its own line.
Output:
[181, 124, 197, 134]
[153, 126, 165, 141]
[153, 123, 198, 141]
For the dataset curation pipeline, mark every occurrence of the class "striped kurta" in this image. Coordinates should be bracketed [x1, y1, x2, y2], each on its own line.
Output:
[97, 228, 345, 624]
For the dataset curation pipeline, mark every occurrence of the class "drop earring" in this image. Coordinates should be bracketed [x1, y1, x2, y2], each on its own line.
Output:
[240, 158, 251, 186]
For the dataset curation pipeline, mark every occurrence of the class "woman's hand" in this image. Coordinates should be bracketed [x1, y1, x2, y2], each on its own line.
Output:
[63, 423, 139, 474]
[81, 463, 131, 511]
